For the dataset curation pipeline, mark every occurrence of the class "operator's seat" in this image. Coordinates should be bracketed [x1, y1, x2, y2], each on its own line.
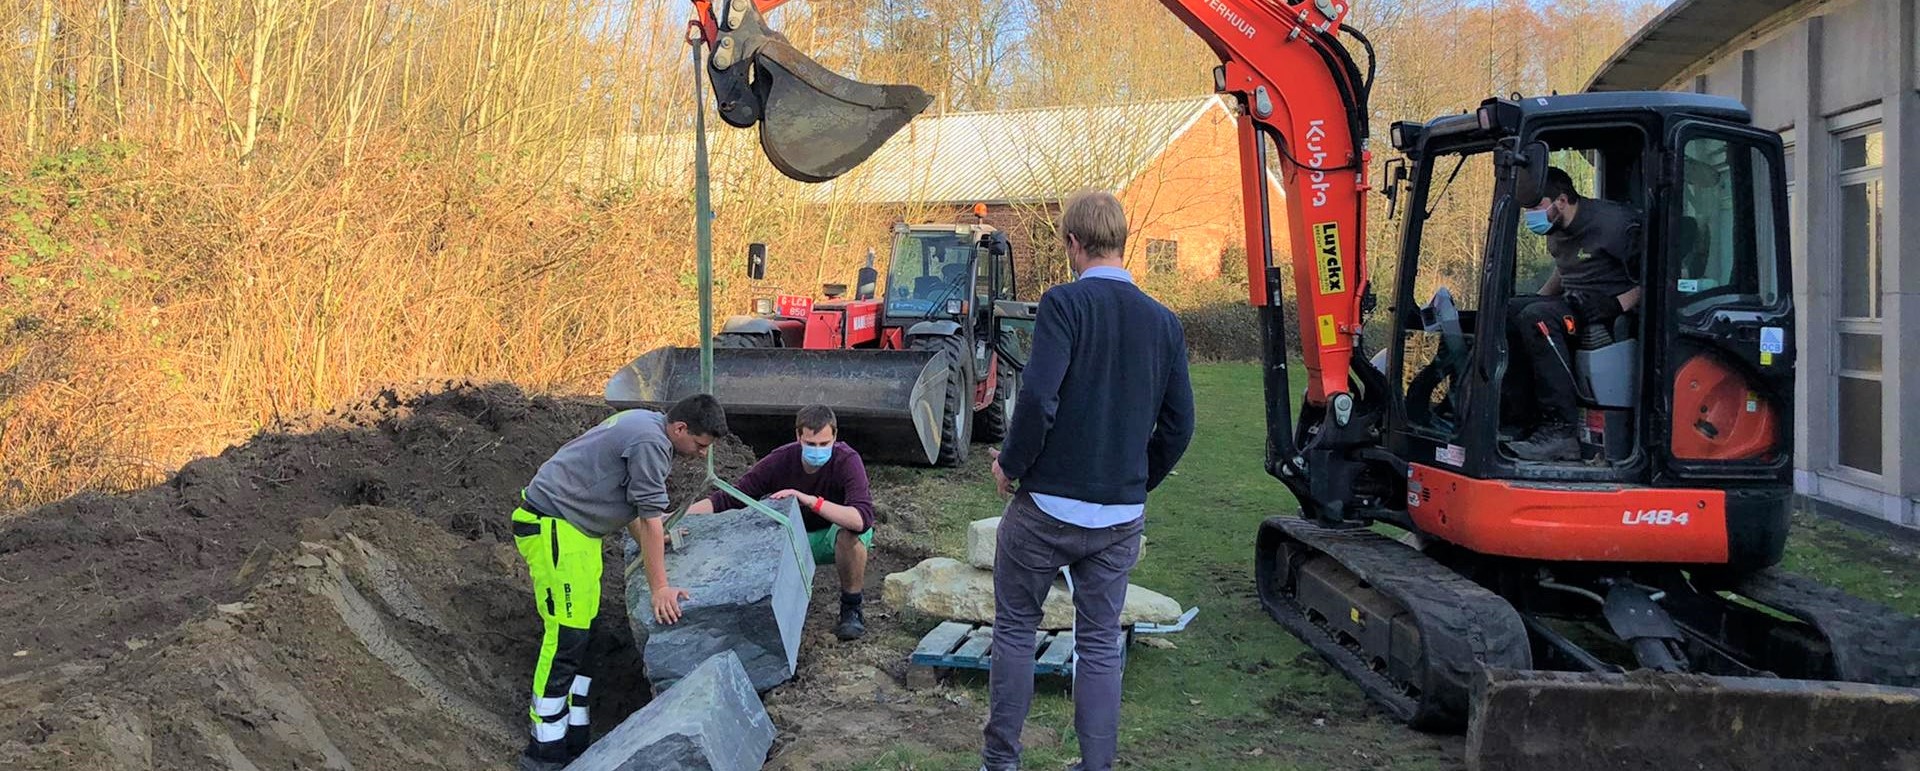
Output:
[1568, 212, 1665, 411]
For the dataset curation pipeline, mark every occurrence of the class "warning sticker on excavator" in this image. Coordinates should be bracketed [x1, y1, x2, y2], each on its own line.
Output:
[1318, 314, 1337, 346]
[1313, 222, 1345, 295]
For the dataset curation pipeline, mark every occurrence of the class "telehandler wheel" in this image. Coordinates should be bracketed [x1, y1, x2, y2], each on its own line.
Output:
[910, 332, 970, 467]
[975, 352, 1017, 443]
[714, 331, 773, 348]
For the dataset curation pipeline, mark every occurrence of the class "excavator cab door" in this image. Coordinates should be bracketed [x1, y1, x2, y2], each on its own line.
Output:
[1654, 121, 1794, 480]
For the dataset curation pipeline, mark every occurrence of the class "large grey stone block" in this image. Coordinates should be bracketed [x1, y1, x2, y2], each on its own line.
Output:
[624, 496, 815, 693]
[562, 650, 774, 771]
[965, 516, 1001, 570]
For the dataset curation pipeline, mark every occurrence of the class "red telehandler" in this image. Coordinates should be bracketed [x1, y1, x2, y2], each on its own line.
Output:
[634, 0, 1920, 766]
[607, 218, 1033, 468]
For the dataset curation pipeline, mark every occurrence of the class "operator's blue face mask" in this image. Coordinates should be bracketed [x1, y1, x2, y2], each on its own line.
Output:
[801, 444, 834, 467]
[1524, 207, 1553, 235]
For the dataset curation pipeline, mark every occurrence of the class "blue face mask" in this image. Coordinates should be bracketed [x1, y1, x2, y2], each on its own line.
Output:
[1524, 207, 1553, 235]
[801, 444, 834, 468]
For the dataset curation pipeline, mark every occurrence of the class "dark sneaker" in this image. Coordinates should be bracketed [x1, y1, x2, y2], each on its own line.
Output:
[835, 604, 866, 640]
[1505, 423, 1578, 462]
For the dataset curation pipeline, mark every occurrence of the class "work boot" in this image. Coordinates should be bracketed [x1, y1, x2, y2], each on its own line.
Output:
[835, 594, 866, 640]
[518, 754, 569, 771]
[518, 740, 571, 771]
[1505, 423, 1578, 462]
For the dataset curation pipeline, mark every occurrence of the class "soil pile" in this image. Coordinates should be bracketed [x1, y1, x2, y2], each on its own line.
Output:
[0, 381, 752, 769]
[0, 380, 976, 770]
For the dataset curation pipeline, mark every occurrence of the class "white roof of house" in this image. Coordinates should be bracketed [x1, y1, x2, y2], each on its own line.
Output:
[824, 95, 1230, 204]
[594, 95, 1234, 207]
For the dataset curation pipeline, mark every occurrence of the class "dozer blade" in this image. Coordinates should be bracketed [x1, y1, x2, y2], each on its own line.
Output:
[606, 346, 950, 465]
[749, 40, 931, 183]
[1467, 668, 1920, 771]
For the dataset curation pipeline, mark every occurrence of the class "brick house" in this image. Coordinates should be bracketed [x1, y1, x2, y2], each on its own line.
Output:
[815, 95, 1284, 285]
[597, 96, 1283, 290]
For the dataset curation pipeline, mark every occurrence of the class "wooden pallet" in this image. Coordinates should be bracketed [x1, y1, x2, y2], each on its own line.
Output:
[909, 621, 1080, 678]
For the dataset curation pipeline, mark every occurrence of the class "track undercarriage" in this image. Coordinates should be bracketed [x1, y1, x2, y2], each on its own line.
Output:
[1254, 516, 1920, 769]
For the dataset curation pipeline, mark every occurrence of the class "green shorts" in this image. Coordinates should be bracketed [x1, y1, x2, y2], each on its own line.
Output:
[807, 524, 873, 565]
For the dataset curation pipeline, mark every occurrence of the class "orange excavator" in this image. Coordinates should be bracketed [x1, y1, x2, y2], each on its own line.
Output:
[661, 0, 1920, 766]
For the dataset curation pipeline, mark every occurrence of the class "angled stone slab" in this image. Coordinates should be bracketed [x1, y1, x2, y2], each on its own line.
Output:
[624, 496, 815, 693]
[562, 650, 774, 771]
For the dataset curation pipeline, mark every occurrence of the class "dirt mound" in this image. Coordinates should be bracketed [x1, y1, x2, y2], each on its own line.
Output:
[0, 380, 975, 770]
[0, 381, 758, 769]
[0, 381, 599, 675]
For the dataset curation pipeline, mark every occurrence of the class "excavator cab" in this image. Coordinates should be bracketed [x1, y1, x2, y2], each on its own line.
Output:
[1386, 95, 1792, 535]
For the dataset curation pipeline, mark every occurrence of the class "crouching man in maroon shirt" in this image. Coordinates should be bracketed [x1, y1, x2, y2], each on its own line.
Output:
[685, 404, 876, 640]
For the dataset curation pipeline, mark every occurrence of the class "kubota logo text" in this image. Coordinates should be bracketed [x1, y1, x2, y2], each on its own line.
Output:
[1305, 120, 1330, 207]
[1622, 509, 1689, 526]
[1206, 0, 1256, 39]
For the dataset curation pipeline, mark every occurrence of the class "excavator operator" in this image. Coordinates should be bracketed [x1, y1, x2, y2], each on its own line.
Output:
[1503, 166, 1645, 462]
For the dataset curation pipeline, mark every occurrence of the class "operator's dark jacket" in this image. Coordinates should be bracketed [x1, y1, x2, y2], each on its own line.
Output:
[996, 272, 1195, 504]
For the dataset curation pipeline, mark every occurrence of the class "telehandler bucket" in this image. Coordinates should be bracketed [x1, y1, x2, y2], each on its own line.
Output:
[606, 346, 952, 465]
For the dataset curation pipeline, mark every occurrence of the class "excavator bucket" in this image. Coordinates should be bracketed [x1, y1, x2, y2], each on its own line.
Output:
[702, 0, 930, 183]
[750, 40, 932, 183]
[1467, 668, 1920, 770]
[606, 346, 951, 465]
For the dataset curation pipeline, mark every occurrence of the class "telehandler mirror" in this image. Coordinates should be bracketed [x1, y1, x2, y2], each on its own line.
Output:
[985, 231, 1011, 257]
[747, 243, 767, 280]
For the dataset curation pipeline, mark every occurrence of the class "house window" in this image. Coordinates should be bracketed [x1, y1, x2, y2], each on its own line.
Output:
[1146, 239, 1178, 275]
[1833, 120, 1883, 475]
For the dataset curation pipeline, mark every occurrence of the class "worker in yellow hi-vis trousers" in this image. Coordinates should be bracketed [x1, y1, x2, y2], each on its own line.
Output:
[511, 393, 727, 768]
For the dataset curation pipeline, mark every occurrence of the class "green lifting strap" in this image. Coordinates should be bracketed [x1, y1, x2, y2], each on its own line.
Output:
[687, 38, 807, 579]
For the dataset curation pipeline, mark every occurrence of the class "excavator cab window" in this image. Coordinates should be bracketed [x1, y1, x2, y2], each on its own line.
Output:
[1398, 148, 1495, 441]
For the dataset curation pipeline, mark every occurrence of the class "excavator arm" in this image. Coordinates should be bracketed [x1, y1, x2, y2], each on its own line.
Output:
[690, 0, 1381, 516]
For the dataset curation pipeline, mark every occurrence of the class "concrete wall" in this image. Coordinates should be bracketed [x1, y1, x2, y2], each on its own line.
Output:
[1670, 0, 1920, 528]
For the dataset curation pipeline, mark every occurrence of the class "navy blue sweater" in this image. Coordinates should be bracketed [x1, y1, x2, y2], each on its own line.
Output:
[997, 273, 1195, 505]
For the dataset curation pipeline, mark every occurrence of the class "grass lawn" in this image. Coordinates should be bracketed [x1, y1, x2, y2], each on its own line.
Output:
[851, 361, 1918, 770]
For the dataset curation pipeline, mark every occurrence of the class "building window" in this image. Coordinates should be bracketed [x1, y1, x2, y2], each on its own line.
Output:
[1833, 121, 1883, 475]
[1146, 239, 1178, 275]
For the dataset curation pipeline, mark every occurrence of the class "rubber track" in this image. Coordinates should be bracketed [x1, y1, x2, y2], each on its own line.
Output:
[1733, 568, 1920, 688]
[1256, 517, 1531, 731]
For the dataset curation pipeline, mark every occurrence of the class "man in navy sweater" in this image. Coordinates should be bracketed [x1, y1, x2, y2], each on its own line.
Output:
[981, 189, 1195, 771]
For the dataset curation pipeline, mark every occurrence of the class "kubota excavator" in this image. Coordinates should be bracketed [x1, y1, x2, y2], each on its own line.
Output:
[648, 0, 1920, 767]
